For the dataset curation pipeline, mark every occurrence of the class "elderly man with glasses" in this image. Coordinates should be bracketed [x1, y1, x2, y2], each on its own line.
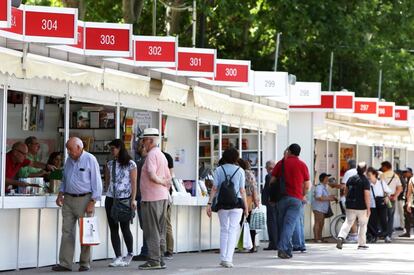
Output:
[5, 141, 55, 192]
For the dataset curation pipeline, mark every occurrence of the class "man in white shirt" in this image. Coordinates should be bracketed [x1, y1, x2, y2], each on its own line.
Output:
[380, 161, 403, 243]
[340, 160, 358, 242]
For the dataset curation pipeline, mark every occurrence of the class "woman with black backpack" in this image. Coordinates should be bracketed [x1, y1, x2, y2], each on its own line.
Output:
[336, 162, 371, 250]
[206, 148, 248, 268]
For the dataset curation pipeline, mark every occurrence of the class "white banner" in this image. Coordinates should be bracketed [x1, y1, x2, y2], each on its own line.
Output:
[253, 71, 288, 96]
[289, 81, 321, 106]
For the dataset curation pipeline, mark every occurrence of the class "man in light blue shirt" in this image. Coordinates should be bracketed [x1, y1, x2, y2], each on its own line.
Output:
[53, 137, 102, 272]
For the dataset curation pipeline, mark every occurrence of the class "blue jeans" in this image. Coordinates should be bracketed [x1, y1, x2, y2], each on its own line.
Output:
[277, 196, 302, 256]
[386, 201, 396, 238]
[266, 203, 278, 249]
[292, 201, 306, 250]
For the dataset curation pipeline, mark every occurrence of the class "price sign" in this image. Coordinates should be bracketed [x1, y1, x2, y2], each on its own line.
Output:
[0, 0, 11, 28]
[254, 71, 288, 96]
[135, 36, 177, 67]
[354, 98, 378, 115]
[335, 92, 354, 112]
[395, 106, 409, 121]
[0, 7, 23, 40]
[213, 59, 250, 86]
[289, 82, 322, 108]
[290, 92, 332, 112]
[378, 102, 395, 118]
[176, 47, 216, 77]
[24, 5, 77, 44]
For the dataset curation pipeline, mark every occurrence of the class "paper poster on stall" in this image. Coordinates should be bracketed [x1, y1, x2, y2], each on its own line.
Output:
[340, 146, 355, 177]
[373, 146, 383, 168]
[133, 111, 152, 138]
[314, 140, 328, 185]
[174, 148, 185, 164]
[327, 142, 338, 181]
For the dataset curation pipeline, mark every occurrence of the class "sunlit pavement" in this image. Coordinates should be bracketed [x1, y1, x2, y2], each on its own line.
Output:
[4, 238, 414, 275]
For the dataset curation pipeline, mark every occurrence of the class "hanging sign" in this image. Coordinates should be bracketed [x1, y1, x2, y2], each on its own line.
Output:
[135, 36, 177, 67]
[290, 91, 331, 112]
[52, 21, 132, 56]
[334, 92, 354, 112]
[289, 82, 322, 108]
[176, 47, 216, 77]
[0, 7, 23, 40]
[253, 71, 288, 96]
[354, 98, 378, 115]
[212, 59, 250, 86]
[378, 102, 395, 119]
[395, 106, 409, 121]
[0, 5, 78, 44]
[0, 0, 11, 28]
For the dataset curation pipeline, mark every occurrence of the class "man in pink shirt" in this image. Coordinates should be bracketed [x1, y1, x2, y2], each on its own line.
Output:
[138, 128, 171, 270]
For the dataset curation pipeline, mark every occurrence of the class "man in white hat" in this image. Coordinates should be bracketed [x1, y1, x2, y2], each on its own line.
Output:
[138, 128, 172, 270]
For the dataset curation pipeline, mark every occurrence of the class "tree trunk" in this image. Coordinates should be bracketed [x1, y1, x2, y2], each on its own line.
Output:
[169, 0, 184, 35]
[61, 0, 86, 20]
[123, 0, 145, 25]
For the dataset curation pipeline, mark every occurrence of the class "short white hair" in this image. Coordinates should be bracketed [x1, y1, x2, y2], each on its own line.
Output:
[67, 137, 84, 149]
[148, 136, 160, 146]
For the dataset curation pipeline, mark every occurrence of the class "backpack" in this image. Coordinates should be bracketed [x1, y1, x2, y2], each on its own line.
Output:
[217, 166, 240, 209]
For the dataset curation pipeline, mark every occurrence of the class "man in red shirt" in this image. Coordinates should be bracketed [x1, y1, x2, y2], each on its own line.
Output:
[270, 143, 310, 259]
[5, 141, 53, 192]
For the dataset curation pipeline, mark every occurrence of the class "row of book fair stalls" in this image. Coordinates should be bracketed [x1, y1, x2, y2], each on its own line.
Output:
[308, 112, 414, 239]
[0, 46, 284, 271]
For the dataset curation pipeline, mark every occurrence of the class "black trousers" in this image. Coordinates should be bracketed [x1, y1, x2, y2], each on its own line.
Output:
[368, 207, 388, 238]
[105, 197, 134, 257]
[404, 207, 414, 236]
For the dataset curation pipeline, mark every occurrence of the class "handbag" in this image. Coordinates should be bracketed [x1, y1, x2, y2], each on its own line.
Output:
[371, 185, 386, 209]
[110, 160, 135, 223]
[325, 204, 334, 218]
[237, 220, 253, 250]
[249, 207, 266, 230]
[79, 216, 100, 246]
[269, 160, 287, 202]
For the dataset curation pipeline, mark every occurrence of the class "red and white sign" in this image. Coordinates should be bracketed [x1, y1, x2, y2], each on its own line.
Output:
[0, 0, 11, 28]
[354, 97, 378, 115]
[212, 59, 250, 86]
[378, 102, 395, 119]
[52, 21, 132, 57]
[0, 5, 78, 44]
[290, 91, 332, 112]
[135, 36, 177, 67]
[395, 106, 409, 121]
[0, 7, 23, 40]
[24, 5, 77, 44]
[334, 92, 354, 112]
[176, 47, 216, 77]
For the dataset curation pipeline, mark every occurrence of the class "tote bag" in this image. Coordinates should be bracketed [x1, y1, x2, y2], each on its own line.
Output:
[79, 216, 100, 246]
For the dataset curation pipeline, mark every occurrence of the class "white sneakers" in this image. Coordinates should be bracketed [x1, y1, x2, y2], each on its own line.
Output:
[123, 253, 134, 266]
[109, 257, 125, 267]
[220, 261, 234, 268]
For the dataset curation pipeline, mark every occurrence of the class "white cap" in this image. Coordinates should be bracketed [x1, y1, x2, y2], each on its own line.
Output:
[140, 128, 160, 138]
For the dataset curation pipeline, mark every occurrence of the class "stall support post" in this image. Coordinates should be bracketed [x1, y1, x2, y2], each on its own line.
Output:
[274, 132, 278, 161]
[64, 94, 70, 161]
[405, 149, 409, 169]
[258, 130, 262, 184]
[356, 143, 359, 164]
[115, 103, 121, 139]
[325, 140, 329, 173]
[0, 83, 7, 206]
[218, 123, 222, 159]
[210, 124, 214, 168]
[196, 120, 200, 183]
[238, 126, 242, 154]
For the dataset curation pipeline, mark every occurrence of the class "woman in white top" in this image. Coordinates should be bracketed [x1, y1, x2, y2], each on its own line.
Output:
[366, 167, 391, 242]
[104, 139, 137, 267]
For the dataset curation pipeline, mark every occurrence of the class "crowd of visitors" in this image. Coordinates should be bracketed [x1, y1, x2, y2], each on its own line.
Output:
[6, 133, 412, 271]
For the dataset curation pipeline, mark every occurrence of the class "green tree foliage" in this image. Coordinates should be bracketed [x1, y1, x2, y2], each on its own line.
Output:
[21, 0, 414, 106]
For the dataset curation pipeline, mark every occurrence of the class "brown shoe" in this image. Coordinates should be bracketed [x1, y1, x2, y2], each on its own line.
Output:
[399, 233, 411, 238]
[78, 266, 90, 272]
[51, 265, 71, 272]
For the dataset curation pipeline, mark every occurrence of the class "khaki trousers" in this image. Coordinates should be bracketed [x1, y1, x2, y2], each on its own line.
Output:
[313, 210, 326, 241]
[59, 194, 92, 269]
[338, 209, 369, 246]
[141, 200, 168, 263]
[166, 204, 174, 254]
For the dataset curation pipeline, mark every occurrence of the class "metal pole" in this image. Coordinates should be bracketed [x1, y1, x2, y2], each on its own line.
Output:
[378, 69, 382, 99]
[274, 32, 281, 71]
[328, 51, 334, 91]
[192, 0, 196, 47]
[152, 0, 157, 36]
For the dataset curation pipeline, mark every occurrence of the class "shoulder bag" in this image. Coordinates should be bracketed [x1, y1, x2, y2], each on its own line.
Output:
[269, 160, 286, 202]
[110, 160, 136, 223]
